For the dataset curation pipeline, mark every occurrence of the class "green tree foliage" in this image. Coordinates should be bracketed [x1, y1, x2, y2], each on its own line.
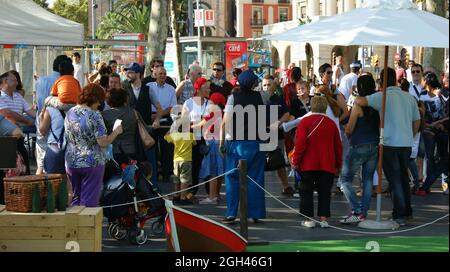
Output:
[52, 0, 89, 37]
[97, 5, 150, 39]
[32, 0, 49, 10]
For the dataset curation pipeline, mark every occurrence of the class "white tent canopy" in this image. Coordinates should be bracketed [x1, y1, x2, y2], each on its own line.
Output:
[268, 0, 449, 48]
[0, 0, 84, 46]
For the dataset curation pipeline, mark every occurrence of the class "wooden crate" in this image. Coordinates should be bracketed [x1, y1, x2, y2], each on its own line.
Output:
[0, 205, 103, 252]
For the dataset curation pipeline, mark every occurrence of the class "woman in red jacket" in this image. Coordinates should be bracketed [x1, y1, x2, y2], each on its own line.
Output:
[292, 95, 343, 228]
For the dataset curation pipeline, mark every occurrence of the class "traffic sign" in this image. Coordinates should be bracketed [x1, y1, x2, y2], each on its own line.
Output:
[195, 9, 215, 27]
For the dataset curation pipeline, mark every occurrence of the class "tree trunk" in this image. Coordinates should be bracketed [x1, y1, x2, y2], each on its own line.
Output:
[145, 0, 169, 77]
[423, 0, 445, 75]
[170, 0, 183, 83]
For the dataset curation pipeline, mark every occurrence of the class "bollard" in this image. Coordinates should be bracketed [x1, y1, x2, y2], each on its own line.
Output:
[238, 159, 248, 240]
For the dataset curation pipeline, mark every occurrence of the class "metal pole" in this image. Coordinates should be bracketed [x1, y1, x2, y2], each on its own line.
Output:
[92, 0, 97, 48]
[239, 160, 248, 240]
[188, 0, 194, 36]
[376, 45, 389, 222]
[197, 0, 202, 66]
[46, 46, 50, 75]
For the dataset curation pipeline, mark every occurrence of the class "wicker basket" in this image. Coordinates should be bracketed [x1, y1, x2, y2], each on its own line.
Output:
[3, 174, 65, 213]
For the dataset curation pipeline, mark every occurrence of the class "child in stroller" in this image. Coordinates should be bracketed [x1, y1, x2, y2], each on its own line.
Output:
[101, 159, 166, 245]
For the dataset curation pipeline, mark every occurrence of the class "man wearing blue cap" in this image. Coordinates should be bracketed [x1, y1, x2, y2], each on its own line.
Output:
[123, 62, 160, 184]
[220, 69, 266, 224]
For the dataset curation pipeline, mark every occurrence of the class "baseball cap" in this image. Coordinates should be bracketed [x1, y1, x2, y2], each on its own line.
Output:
[238, 70, 259, 88]
[124, 62, 143, 74]
[350, 61, 361, 68]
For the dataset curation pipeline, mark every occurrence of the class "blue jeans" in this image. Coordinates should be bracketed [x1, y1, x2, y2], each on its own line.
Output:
[336, 127, 349, 187]
[145, 147, 158, 185]
[422, 132, 449, 191]
[340, 144, 378, 216]
[383, 146, 412, 219]
[408, 158, 420, 188]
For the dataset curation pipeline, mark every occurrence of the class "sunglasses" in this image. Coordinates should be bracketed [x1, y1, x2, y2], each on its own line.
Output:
[314, 92, 326, 97]
[411, 70, 422, 74]
[326, 71, 333, 75]
[213, 68, 223, 72]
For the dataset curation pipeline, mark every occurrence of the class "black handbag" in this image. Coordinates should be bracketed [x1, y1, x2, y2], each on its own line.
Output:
[264, 147, 286, 171]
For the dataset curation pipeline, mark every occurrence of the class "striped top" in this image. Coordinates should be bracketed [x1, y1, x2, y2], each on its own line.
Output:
[0, 90, 32, 114]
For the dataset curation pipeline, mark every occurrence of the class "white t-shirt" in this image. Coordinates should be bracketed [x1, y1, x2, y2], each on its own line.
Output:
[183, 97, 209, 138]
[326, 105, 341, 139]
[338, 73, 358, 101]
[73, 63, 85, 87]
[409, 82, 424, 101]
[420, 92, 446, 122]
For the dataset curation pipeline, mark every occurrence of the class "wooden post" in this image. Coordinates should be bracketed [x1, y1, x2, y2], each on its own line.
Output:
[239, 159, 248, 240]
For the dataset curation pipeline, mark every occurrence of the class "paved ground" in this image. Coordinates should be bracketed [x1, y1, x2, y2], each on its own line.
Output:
[100, 170, 449, 252]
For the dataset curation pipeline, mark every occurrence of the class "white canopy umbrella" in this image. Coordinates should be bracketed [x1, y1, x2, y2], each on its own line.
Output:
[268, 0, 449, 230]
[268, 0, 448, 48]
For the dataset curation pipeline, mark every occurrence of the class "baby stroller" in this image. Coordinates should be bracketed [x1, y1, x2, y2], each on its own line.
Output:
[101, 158, 166, 245]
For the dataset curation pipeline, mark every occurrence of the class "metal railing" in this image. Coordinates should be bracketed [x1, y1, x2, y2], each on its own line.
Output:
[250, 18, 266, 26]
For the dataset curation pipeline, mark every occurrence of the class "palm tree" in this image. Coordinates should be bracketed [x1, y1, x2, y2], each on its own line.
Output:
[97, 5, 150, 39]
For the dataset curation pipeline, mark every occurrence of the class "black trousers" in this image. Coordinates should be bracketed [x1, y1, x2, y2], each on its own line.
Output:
[299, 171, 334, 218]
[189, 138, 205, 195]
[155, 127, 174, 179]
[382, 146, 412, 219]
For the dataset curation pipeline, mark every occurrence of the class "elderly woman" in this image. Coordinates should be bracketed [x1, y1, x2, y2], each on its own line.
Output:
[220, 70, 266, 224]
[65, 83, 123, 207]
[102, 88, 152, 164]
[292, 95, 343, 228]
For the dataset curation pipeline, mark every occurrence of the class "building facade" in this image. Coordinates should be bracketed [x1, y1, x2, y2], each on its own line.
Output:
[236, 0, 293, 39]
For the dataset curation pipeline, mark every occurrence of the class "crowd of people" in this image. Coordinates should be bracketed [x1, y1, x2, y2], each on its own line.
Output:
[0, 53, 448, 228]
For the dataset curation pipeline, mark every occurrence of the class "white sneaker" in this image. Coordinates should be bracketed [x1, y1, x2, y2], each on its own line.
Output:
[444, 188, 449, 195]
[301, 220, 316, 228]
[320, 221, 330, 228]
[199, 197, 219, 205]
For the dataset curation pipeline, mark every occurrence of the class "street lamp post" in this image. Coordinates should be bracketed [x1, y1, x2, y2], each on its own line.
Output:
[92, 0, 98, 41]
[197, 0, 202, 67]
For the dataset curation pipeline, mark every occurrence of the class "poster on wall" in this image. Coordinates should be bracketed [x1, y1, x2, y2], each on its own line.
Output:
[248, 50, 272, 68]
[225, 42, 248, 74]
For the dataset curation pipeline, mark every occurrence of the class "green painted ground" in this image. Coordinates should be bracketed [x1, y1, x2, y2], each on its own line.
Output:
[247, 236, 449, 252]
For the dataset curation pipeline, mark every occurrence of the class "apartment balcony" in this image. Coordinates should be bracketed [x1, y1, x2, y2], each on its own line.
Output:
[250, 18, 267, 27]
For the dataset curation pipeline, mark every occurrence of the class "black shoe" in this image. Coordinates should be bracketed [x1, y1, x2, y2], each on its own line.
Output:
[282, 186, 294, 197]
[222, 216, 236, 224]
[251, 218, 260, 224]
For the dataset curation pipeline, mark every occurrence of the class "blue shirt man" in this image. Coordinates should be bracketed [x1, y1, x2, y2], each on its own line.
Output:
[356, 68, 421, 225]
